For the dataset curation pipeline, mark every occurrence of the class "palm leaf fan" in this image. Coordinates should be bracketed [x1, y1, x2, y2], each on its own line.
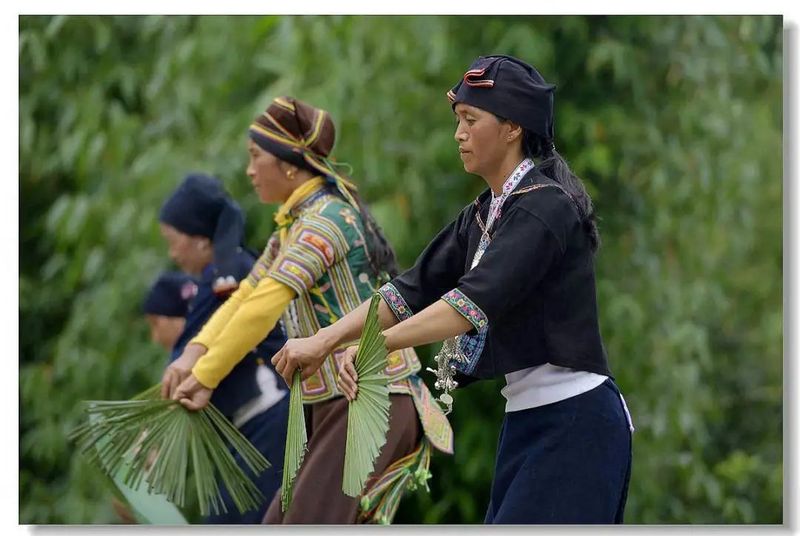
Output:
[342, 294, 392, 497]
[69, 383, 270, 517]
[280, 370, 308, 512]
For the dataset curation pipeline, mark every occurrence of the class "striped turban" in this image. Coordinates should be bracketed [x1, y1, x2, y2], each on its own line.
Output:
[248, 96, 359, 209]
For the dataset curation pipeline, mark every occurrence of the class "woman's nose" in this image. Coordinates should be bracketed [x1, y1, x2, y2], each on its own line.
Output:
[454, 126, 467, 142]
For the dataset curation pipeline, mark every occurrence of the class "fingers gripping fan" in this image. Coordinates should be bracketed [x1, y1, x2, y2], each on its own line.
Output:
[343, 294, 392, 497]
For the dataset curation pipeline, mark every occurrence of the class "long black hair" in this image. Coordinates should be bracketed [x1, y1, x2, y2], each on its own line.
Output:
[341, 183, 399, 281]
[289, 152, 400, 282]
[515, 125, 601, 252]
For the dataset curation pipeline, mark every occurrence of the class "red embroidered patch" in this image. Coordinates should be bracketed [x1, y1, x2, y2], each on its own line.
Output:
[300, 231, 335, 264]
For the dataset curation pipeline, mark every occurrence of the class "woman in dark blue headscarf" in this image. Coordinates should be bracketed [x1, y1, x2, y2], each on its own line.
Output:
[157, 173, 289, 524]
[275, 55, 634, 524]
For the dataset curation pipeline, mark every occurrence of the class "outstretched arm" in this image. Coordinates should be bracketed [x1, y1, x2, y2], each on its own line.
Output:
[337, 299, 472, 400]
[383, 299, 472, 352]
[161, 281, 254, 399]
[271, 295, 400, 385]
[170, 277, 295, 410]
[273, 294, 472, 388]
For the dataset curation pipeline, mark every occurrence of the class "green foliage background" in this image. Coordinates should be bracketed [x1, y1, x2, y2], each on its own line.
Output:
[19, 15, 782, 524]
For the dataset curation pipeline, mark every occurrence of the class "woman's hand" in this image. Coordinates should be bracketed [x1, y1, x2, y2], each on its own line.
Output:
[336, 346, 359, 401]
[172, 373, 213, 411]
[161, 343, 207, 399]
[271, 332, 336, 386]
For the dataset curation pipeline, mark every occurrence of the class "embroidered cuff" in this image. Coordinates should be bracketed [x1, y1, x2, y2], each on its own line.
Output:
[441, 288, 488, 331]
[378, 283, 413, 321]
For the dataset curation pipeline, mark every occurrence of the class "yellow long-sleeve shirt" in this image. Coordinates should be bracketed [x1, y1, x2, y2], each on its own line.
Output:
[190, 277, 295, 388]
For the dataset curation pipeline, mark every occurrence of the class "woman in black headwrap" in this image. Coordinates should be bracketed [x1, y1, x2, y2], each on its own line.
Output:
[272, 55, 634, 524]
[157, 174, 290, 524]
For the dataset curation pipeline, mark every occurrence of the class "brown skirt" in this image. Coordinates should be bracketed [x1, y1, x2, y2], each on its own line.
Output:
[263, 394, 421, 524]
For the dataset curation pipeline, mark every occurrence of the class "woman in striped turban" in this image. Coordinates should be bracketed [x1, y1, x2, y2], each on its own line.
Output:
[163, 96, 453, 524]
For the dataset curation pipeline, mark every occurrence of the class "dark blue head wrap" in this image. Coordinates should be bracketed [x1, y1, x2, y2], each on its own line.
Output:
[447, 55, 556, 140]
[159, 173, 246, 280]
[142, 271, 198, 317]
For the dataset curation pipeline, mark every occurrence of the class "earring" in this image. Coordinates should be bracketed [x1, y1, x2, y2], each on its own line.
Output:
[286, 169, 296, 181]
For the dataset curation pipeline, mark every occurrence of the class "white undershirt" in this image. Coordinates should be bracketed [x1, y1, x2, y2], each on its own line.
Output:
[501, 363, 608, 413]
[480, 162, 611, 414]
[232, 364, 288, 428]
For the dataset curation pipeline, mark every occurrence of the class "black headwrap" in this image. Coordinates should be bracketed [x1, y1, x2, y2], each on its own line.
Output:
[142, 271, 198, 317]
[447, 55, 556, 140]
[159, 173, 246, 280]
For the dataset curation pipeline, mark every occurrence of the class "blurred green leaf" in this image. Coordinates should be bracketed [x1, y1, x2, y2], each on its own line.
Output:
[19, 14, 782, 524]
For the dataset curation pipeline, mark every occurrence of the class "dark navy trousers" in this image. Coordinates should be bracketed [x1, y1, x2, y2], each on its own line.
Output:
[204, 394, 289, 524]
[485, 379, 633, 524]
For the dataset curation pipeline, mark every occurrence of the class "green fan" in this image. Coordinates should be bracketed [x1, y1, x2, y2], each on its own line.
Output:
[69, 384, 270, 517]
[90, 411, 188, 525]
[280, 370, 308, 512]
[342, 294, 392, 497]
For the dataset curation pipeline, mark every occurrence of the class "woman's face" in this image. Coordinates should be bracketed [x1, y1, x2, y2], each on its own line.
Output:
[453, 103, 512, 177]
[247, 140, 293, 204]
[159, 223, 211, 276]
[146, 314, 186, 351]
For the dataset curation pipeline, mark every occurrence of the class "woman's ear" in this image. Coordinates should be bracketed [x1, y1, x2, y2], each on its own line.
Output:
[278, 160, 299, 181]
[505, 121, 523, 144]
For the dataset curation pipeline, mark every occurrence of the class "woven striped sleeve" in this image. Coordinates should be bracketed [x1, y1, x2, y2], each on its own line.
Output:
[265, 213, 350, 296]
[245, 233, 280, 287]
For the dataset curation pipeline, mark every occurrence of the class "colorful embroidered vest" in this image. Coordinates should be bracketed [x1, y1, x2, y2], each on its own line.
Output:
[246, 182, 452, 454]
[246, 185, 421, 403]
